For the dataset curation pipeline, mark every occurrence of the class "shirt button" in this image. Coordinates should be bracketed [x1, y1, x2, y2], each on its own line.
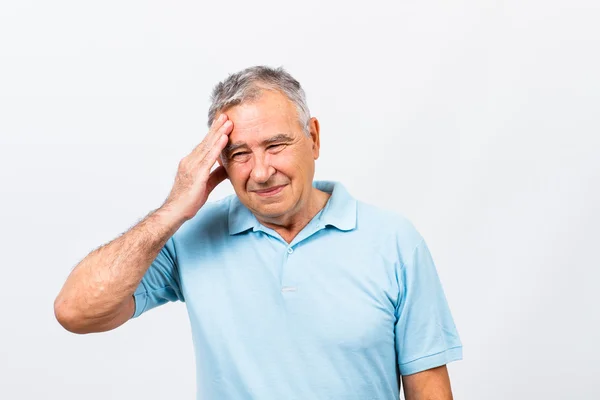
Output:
[287, 247, 294, 254]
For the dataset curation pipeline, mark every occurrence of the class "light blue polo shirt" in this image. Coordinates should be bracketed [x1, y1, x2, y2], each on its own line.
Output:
[132, 180, 462, 399]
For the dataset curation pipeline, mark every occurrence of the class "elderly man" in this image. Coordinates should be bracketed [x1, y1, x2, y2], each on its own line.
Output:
[54, 66, 462, 399]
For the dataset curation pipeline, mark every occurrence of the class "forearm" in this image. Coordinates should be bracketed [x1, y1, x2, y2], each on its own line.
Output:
[402, 365, 454, 400]
[54, 206, 186, 332]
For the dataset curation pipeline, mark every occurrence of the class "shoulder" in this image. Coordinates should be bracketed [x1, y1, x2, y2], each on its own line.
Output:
[355, 200, 424, 265]
[356, 201, 422, 242]
[173, 195, 234, 243]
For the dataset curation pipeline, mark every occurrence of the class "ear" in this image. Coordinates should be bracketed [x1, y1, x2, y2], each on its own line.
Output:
[308, 117, 321, 160]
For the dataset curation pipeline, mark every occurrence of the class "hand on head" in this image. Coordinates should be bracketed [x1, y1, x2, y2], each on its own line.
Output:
[163, 114, 233, 220]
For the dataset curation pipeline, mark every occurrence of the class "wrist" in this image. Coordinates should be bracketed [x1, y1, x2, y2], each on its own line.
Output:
[151, 205, 189, 233]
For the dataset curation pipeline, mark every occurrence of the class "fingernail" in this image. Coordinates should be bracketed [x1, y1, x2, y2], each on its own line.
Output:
[219, 114, 226, 121]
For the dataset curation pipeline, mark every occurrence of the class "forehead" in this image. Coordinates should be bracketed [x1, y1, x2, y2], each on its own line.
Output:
[224, 90, 302, 144]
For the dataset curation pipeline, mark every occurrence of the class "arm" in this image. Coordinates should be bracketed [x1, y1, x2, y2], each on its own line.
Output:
[53, 207, 187, 334]
[54, 113, 233, 334]
[394, 235, 463, 398]
[402, 365, 453, 400]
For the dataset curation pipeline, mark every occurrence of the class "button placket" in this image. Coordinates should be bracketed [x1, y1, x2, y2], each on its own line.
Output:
[282, 245, 297, 293]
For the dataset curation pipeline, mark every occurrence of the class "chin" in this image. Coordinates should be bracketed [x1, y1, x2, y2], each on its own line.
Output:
[253, 203, 288, 218]
[251, 196, 298, 218]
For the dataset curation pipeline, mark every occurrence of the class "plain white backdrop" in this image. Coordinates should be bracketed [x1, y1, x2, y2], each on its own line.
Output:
[1, 1, 599, 399]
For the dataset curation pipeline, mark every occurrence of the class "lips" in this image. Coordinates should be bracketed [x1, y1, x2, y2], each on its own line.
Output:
[252, 184, 286, 196]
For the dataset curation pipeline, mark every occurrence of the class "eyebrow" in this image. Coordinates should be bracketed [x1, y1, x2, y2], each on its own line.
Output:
[223, 133, 295, 155]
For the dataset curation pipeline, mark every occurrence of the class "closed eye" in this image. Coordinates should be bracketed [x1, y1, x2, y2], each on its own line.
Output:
[230, 144, 287, 159]
[231, 152, 249, 158]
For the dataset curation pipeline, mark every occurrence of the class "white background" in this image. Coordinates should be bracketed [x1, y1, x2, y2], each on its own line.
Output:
[1, 1, 599, 399]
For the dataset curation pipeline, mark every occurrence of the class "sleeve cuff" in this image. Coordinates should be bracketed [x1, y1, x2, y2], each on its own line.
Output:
[399, 346, 463, 376]
[131, 281, 148, 319]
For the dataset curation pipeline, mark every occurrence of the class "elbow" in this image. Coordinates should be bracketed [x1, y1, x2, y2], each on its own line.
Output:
[54, 296, 89, 334]
[54, 292, 130, 334]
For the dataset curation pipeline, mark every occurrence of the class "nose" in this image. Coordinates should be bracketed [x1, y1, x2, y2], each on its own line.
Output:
[250, 153, 275, 184]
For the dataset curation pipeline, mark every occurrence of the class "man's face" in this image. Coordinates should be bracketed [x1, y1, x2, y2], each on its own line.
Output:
[219, 89, 320, 222]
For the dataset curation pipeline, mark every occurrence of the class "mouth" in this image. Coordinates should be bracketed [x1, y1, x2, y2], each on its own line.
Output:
[252, 184, 287, 197]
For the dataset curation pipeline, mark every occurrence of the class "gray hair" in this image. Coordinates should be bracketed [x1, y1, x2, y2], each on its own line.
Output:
[208, 65, 311, 136]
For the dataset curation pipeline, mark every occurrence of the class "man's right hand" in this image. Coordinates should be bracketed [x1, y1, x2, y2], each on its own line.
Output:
[162, 113, 233, 220]
[54, 114, 234, 334]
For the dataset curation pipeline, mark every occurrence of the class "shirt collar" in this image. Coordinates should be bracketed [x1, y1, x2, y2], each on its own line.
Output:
[228, 180, 357, 235]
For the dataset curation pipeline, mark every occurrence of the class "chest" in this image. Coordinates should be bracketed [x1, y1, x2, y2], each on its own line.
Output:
[178, 233, 399, 353]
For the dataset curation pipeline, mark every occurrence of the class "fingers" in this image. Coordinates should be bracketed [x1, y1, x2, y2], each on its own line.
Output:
[208, 113, 233, 143]
[205, 114, 233, 149]
[192, 113, 233, 170]
[190, 114, 228, 156]
[210, 112, 227, 130]
[199, 123, 232, 169]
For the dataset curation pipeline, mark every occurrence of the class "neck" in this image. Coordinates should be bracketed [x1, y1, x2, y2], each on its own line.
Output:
[257, 188, 331, 244]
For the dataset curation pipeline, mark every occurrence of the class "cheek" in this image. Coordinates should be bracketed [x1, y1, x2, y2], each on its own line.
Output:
[270, 156, 299, 176]
[277, 147, 309, 169]
[226, 163, 251, 184]
[285, 149, 313, 174]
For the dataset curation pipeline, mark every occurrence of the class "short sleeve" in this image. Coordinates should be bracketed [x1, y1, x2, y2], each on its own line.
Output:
[395, 238, 463, 376]
[131, 236, 185, 319]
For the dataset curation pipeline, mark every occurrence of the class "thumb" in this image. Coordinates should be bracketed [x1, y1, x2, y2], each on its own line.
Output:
[206, 165, 228, 195]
